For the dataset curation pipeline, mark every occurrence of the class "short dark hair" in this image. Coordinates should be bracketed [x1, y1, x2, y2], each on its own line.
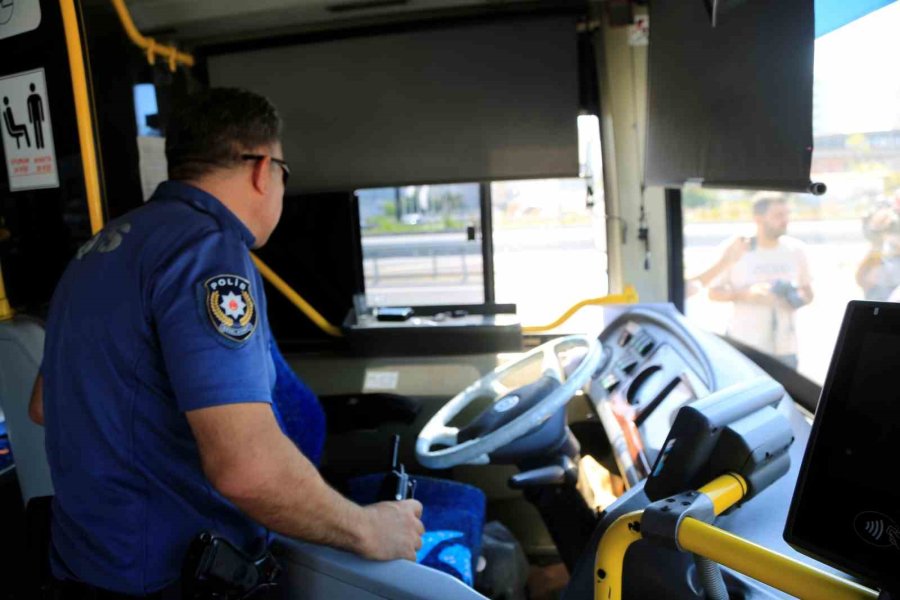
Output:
[752, 193, 787, 216]
[165, 88, 282, 181]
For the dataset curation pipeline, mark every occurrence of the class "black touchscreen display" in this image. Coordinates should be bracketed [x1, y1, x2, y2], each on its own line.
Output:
[785, 301, 900, 591]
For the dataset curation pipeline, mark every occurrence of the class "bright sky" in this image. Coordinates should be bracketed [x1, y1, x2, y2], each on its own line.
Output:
[814, 1, 900, 135]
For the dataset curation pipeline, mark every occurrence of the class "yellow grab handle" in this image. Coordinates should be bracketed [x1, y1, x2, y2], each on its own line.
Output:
[0, 261, 14, 321]
[251, 254, 343, 338]
[523, 285, 639, 334]
[61, 0, 104, 234]
[110, 0, 195, 71]
[594, 474, 747, 600]
[678, 520, 878, 600]
[593, 510, 644, 600]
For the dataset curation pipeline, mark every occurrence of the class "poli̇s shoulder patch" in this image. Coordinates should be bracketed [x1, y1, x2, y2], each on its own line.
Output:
[202, 274, 257, 344]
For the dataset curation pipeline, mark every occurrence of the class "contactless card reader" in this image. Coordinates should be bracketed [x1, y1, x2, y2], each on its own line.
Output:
[785, 301, 900, 595]
[645, 377, 792, 503]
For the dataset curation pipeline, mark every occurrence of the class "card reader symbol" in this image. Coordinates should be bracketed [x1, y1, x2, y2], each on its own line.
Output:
[865, 519, 885, 541]
[854, 511, 900, 549]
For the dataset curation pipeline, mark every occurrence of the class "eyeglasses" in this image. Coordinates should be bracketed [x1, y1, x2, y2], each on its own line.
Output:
[241, 154, 291, 185]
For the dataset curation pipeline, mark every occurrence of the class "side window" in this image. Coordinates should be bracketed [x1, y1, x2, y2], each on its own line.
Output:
[682, 2, 900, 383]
[356, 116, 608, 328]
[357, 183, 483, 307]
[491, 178, 608, 329]
[357, 179, 609, 319]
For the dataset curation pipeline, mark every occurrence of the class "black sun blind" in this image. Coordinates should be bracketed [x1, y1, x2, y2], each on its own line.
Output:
[645, 0, 819, 194]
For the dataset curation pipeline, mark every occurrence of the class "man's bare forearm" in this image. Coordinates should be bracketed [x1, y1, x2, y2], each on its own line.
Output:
[195, 413, 370, 554]
[218, 434, 370, 553]
[188, 403, 422, 561]
[708, 286, 739, 302]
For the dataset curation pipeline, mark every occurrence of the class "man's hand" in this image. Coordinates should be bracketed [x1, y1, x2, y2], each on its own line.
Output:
[187, 403, 427, 562]
[359, 500, 425, 561]
[738, 282, 776, 305]
[693, 237, 750, 293]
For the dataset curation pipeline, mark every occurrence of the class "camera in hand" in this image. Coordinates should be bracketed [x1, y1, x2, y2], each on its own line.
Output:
[771, 280, 805, 308]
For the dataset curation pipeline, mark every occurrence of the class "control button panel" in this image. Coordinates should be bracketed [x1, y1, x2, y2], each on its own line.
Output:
[601, 372, 620, 392]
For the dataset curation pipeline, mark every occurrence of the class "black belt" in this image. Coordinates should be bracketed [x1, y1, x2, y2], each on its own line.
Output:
[49, 533, 280, 600]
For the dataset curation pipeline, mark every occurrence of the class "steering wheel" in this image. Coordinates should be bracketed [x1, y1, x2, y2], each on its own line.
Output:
[416, 335, 603, 470]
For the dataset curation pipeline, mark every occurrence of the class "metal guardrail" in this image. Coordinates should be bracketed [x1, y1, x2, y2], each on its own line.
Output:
[362, 234, 599, 284]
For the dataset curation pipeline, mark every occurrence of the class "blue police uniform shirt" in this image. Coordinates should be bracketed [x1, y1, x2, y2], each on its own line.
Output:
[41, 181, 277, 595]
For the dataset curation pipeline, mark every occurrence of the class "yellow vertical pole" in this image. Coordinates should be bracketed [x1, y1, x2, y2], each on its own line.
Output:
[59, 0, 105, 234]
[0, 261, 13, 321]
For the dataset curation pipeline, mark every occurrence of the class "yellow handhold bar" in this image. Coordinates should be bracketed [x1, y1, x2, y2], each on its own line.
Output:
[110, 0, 195, 71]
[61, 0, 104, 235]
[103, 3, 341, 338]
[251, 255, 343, 338]
[0, 261, 14, 321]
[592, 509, 643, 600]
[522, 285, 638, 334]
[594, 473, 746, 600]
[678, 519, 878, 600]
[698, 471, 747, 515]
[594, 473, 878, 600]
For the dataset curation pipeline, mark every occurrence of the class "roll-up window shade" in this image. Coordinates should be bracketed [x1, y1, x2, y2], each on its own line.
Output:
[645, 0, 817, 193]
[207, 16, 580, 193]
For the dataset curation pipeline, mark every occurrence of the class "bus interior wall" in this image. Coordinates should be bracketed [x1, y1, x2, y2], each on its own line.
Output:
[256, 191, 364, 349]
[24, 2, 365, 348]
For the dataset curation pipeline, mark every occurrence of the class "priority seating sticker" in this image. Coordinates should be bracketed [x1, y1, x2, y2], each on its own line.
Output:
[0, 67, 58, 191]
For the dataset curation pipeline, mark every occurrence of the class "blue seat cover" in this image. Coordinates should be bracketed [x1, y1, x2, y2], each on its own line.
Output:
[270, 339, 326, 467]
[0, 420, 13, 471]
[269, 341, 486, 585]
[346, 473, 486, 586]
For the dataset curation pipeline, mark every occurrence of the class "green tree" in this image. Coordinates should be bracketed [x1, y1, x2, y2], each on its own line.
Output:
[682, 187, 723, 210]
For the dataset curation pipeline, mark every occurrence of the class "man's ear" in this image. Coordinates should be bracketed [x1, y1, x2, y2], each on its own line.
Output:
[250, 156, 270, 196]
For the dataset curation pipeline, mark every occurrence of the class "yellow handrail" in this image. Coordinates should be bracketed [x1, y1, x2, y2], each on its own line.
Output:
[698, 471, 747, 515]
[594, 473, 878, 600]
[0, 262, 14, 321]
[251, 255, 343, 338]
[104, 2, 341, 338]
[522, 285, 639, 334]
[594, 473, 746, 600]
[110, 0, 195, 71]
[678, 520, 877, 600]
[593, 509, 643, 600]
[61, 0, 104, 235]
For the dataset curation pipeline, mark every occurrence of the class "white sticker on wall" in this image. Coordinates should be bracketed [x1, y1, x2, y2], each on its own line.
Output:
[1, 68, 59, 191]
[628, 16, 649, 46]
[138, 135, 168, 201]
[363, 370, 400, 391]
[0, 0, 42, 41]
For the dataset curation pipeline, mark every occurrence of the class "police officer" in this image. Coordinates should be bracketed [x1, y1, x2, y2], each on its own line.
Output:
[30, 88, 424, 597]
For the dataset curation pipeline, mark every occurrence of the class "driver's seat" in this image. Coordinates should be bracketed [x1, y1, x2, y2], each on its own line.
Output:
[269, 340, 486, 587]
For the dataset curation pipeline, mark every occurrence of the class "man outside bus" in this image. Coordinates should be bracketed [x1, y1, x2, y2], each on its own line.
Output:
[29, 88, 424, 597]
[708, 194, 813, 369]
